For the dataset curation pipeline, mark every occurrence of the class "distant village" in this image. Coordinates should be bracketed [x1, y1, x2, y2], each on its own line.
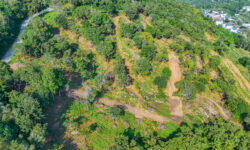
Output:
[202, 6, 250, 37]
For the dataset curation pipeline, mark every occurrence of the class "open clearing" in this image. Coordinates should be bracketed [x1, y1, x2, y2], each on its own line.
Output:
[166, 52, 183, 120]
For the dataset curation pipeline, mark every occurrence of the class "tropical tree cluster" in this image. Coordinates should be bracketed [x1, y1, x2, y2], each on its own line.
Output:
[109, 118, 249, 149]
[0, 62, 64, 149]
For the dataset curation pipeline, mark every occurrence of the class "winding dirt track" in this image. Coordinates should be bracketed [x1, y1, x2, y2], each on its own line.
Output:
[166, 52, 183, 120]
[99, 98, 176, 123]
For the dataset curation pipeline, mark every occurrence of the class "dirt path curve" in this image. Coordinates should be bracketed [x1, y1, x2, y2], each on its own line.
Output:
[99, 98, 182, 123]
[166, 52, 183, 120]
[198, 96, 243, 128]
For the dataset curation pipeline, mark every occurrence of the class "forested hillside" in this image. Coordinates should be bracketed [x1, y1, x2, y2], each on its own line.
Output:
[0, 0, 249, 149]
[0, 0, 48, 57]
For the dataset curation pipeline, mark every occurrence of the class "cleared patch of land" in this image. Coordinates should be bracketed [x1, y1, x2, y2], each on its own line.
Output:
[166, 52, 183, 120]
[99, 98, 174, 123]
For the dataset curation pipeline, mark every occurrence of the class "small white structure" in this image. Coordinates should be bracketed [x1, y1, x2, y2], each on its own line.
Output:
[215, 19, 223, 25]
[231, 28, 238, 33]
[242, 6, 250, 12]
[242, 23, 250, 29]
[224, 23, 233, 30]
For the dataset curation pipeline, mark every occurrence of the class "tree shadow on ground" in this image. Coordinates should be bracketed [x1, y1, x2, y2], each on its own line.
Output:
[43, 73, 84, 150]
[43, 93, 77, 150]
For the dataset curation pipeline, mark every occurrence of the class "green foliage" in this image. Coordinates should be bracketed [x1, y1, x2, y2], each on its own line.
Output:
[96, 38, 116, 60]
[154, 76, 167, 89]
[28, 123, 47, 147]
[0, 62, 12, 83]
[120, 20, 143, 39]
[73, 6, 91, 20]
[224, 95, 250, 121]
[238, 57, 250, 68]
[233, 34, 250, 50]
[141, 44, 156, 61]
[154, 67, 171, 89]
[0, 122, 17, 140]
[113, 55, 132, 86]
[109, 107, 125, 119]
[54, 12, 68, 29]
[133, 32, 143, 49]
[0, 0, 47, 57]
[176, 79, 197, 100]
[20, 17, 53, 57]
[124, 4, 139, 20]
[110, 118, 249, 149]
[42, 67, 64, 94]
[162, 67, 172, 78]
[1, 1, 250, 149]
[209, 56, 221, 70]
[10, 92, 43, 133]
[73, 50, 97, 79]
[155, 48, 169, 62]
[81, 12, 114, 45]
[145, 25, 156, 37]
[134, 57, 152, 75]
[133, 32, 154, 49]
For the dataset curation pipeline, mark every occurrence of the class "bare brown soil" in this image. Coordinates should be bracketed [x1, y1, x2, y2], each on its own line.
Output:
[196, 56, 203, 70]
[9, 63, 26, 71]
[205, 32, 215, 41]
[166, 52, 183, 119]
[99, 98, 181, 123]
[43, 93, 77, 150]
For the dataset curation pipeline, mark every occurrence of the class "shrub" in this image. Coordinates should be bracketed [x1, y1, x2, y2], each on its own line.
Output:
[113, 55, 132, 86]
[54, 13, 68, 29]
[162, 67, 171, 79]
[155, 48, 169, 62]
[120, 21, 143, 39]
[109, 107, 125, 119]
[141, 44, 156, 61]
[238, 57, 250, 68]
[154, 67, 171, 89]
[73, 50, 97, 79]
[145, 25, 156, 37]
[154, 76, 167, 89]
[134, 58, 152, 75]
[96, 38, 116, 60]
[124, 4, 138, 20]
[194, 81, 206, 93]
[169, 42, 184, 53]
[133, 32, 143, 49]
[209, 56, 221, 70]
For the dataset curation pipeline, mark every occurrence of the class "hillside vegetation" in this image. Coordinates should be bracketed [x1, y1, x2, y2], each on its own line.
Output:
[0, 0, 48, 57]
[0, 0, 249, 149]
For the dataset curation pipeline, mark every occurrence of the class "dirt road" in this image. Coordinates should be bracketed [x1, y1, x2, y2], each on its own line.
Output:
[166, 52, 183, 120]
[99, 98, 181, 123]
